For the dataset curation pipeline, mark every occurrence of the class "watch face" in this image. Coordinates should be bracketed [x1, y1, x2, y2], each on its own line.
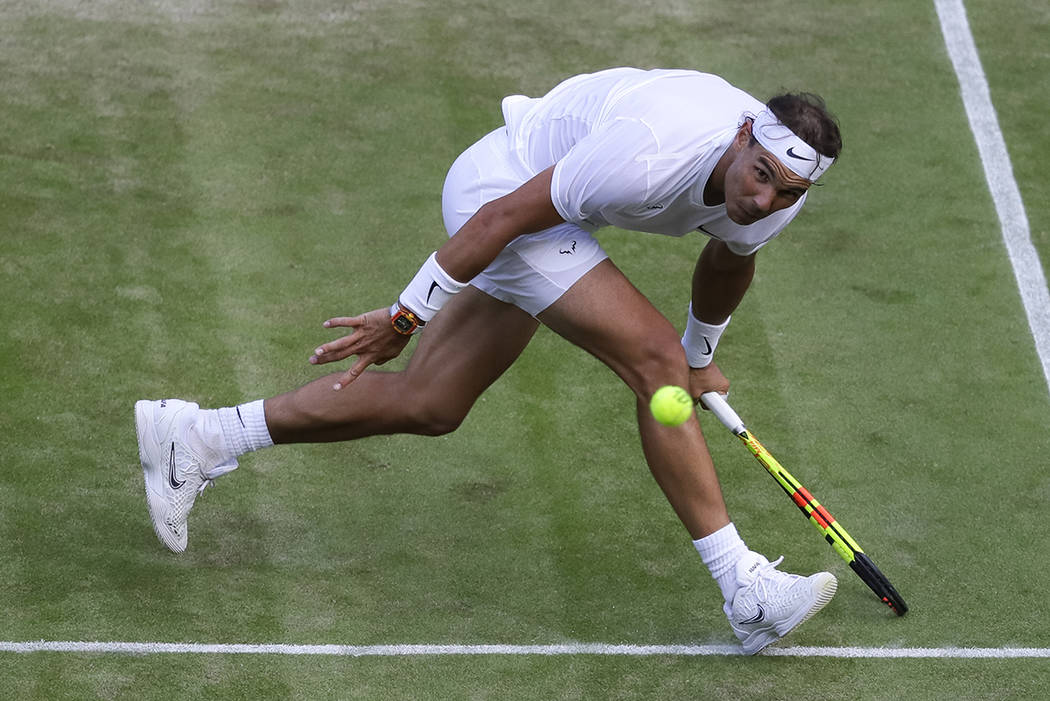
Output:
[392, 313, 415, 334]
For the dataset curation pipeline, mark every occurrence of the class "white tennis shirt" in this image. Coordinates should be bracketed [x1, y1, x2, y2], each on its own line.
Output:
[501, 68, 807, 256]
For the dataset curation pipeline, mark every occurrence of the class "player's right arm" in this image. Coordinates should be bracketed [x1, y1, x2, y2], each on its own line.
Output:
[438, 115, 658, 282]
[312, 167, 564, 388]
[435, 166, 563, 282]
[316, 118, 655, 387]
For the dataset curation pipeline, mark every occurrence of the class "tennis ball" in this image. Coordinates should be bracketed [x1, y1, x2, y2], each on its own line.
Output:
[650, 385, 694, 426]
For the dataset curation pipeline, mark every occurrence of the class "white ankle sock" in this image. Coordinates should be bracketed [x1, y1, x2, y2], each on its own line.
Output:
[215, 399, 274, 458]
[693, 523, 750, 603]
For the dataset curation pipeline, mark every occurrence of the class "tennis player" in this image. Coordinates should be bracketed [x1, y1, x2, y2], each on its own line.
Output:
[136, 68, 842, 654]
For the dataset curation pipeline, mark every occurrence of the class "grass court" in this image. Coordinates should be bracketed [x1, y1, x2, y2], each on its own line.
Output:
[2, 0, 1049, 698]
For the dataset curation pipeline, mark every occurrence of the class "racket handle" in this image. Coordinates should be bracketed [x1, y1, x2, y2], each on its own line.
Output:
[699, 392, 746, 435]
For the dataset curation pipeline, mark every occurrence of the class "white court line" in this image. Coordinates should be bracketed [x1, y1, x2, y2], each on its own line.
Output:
[935, 0, 1050, 393]
[3, 641, 1050, 659]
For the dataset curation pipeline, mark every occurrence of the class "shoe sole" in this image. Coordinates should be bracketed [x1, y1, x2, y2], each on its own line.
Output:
[135, 400, 187, 553]
[743, 573, 838, 655]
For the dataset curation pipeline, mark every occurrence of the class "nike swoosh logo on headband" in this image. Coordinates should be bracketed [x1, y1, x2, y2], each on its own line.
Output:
[785, 147, 815, 162]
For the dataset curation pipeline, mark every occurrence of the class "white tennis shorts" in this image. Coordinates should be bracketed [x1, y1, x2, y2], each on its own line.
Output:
[441, 127, 608, 317]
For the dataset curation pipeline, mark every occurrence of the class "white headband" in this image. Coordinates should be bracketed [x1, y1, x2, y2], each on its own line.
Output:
[749, 110, 834, 182]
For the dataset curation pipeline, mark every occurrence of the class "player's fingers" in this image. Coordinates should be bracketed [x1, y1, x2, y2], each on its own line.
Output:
[332, 356, 373, 391]
[323, 315, 365, 329]
[310, 333, 360, 364]
[695, 390, 728, 410]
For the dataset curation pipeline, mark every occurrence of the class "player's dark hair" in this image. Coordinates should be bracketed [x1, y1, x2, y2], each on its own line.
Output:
[766, 92, 842, 159]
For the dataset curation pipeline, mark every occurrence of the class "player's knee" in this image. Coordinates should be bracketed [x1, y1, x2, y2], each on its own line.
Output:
[624, 332, 689, 397]
[407, 401, 468, 437]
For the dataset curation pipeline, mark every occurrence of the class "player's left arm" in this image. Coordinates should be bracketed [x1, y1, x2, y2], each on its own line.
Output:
[684, 239, 756, 398]
[691, 238, 756, 323]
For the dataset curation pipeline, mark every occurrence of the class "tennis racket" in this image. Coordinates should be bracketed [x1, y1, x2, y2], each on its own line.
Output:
[699, 392, 907, 616]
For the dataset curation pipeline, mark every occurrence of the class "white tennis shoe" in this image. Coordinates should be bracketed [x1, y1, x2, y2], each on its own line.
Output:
[135, 399, 237, 552]
[726, 553, 837, 654]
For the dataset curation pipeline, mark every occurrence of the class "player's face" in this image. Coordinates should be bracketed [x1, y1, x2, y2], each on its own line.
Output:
[723, 140, 811, 225]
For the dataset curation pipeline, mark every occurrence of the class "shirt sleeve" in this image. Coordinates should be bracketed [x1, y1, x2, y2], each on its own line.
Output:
[550, 117, 659, 229]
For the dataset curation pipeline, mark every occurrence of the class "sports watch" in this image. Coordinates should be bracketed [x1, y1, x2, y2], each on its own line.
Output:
[390, 302, 426, 335]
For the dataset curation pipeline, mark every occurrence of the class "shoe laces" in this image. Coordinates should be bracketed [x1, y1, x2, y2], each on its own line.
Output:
[197, 460, 235, 495]
[743, 555, 786, 601]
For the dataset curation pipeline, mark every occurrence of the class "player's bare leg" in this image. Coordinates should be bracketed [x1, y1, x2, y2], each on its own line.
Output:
[538, 258, 835, 653]
[537, 259, 730, 540]
[136, 286, 537, 552]
[265, 286, 539, 443]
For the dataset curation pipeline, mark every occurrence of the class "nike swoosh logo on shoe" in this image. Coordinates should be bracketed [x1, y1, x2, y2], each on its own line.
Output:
[738, 605, 765, 625]
[167, 443, 185, 489]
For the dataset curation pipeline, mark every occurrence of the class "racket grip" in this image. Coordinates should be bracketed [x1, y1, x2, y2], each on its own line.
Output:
[699, 392, 746, 435]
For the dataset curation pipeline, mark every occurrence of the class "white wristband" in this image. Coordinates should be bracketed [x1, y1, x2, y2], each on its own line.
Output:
[398, 252, 468, 322]
[682, 303, 730, 369]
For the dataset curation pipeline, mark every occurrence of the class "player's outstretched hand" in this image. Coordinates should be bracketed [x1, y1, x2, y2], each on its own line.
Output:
[309, 308, 412, 390]
[688, 362, 730, 407]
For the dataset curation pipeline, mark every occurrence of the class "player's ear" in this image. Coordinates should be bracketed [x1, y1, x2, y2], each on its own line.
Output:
[733, 120, 753, 149]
